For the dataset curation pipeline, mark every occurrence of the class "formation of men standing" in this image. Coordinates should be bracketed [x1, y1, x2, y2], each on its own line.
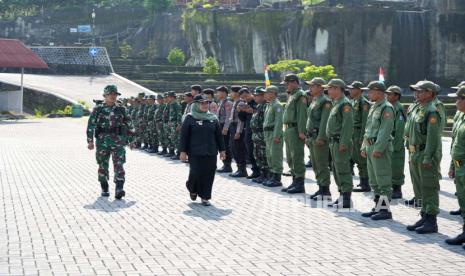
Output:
[120, 76, 465, 250]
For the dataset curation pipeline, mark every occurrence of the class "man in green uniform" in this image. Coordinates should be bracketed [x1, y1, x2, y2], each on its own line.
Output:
[449, 81, 465, 216]
[386, 85, 406, 199]
[281, 74, 308, 194]
[145, 95, 158, 153]
[445, 84, 465, 248]
[406, 80, 443, 234]
[154, 94, 166, 154]
[359, 81, 395, 220]
[167, 91, 182, 159]
[133, 93, 144, 148]
[159, 93, 170, 155]
[250, 87, 269, 184]
[325, 79, 354, 208]
[86, 85, 135, 199]
[263, 85, 284, 187]
[349, 81, 371, 192]
[304, 78, 332, 200]
[137, 95, 148, 149]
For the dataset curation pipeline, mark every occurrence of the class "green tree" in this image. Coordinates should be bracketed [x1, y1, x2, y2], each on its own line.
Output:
[203, 57, 220, 74]
[298, 65, 338, 82]
[119, 42, 132, 59]
[143, 0, 171, 15]
[268, 59, 311, 73]
[167, 47, 185, 66]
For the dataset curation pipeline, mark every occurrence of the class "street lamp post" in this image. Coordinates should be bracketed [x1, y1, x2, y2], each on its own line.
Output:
[91, 9, 96, 46]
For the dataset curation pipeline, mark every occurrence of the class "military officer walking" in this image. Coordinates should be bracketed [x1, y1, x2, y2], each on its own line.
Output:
[360, 81, 395, 220]
[326, 79, 354, 208]
[386, 85, 406, 199]
[406, 81, 443, 234]
[304, 78, 332, 200]
[86, 85, 135, 199]
[348, 81, 371, 192]
[281, 74, 308, 194]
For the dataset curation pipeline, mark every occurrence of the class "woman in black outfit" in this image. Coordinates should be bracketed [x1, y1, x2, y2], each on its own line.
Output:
[180, 95, 226, 206]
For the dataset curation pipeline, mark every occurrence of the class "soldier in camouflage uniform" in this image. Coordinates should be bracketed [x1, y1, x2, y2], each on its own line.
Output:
[155, 94, 167, 155]
[145, 95, 158, 153]
[249, 87, 269, 184]
[86, 85, 135, 199]
[132, 94, 143, 147]
[166, 91, 182, 159]
[139, 96, 150, 150]
[160, 93, 171, 156]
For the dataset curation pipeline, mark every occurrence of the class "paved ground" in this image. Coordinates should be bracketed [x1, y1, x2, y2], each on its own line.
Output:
[1, 118, 465, 276]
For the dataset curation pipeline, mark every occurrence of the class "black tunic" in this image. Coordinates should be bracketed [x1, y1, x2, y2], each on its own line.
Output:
[180, 115, 225, 200]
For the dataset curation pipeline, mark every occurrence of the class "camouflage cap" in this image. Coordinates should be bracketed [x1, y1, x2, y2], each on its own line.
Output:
[231, 85, 242, 93]
[253, 86, 265, 95]
[324, 79, 346, 89]
[203, 88, 215, 96]
[280, 74, 300, 84]
[103, 85, 121, 95]
[265, 85, 279, 94]
[167, 91, 176, 97]
[452, 81, 465, 90]
[448, 85, 465, 98]
[386, 85, 402, 95]
[192, 94, 210, 103]
[304, 77, 326, 86]
[148, 95, 156, 100]
[363, 81, 386, 92]
[216, 86, 229, 94]
[156, 94, 163, 100]
[137, 92, 145, 98]
[347, 81, 364, 89]
[409, 80, 440, 94]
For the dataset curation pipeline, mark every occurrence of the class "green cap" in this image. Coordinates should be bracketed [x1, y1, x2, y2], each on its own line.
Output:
[324, 79, 346, 89]
[156, 94, 163, 100]
[448, 86, 465, 98]
[265, 85, 279, 94]
[305, 77, 326, 86]
[386, 85, 402, 95]
[103, 85, 120, 95]
[348, 81, 364, 89]
[254, 86, 265, 95]
[137, 92, 145, 98]
[280, 74, 300, 84]
[452, 81, 465, 90]
[363, 81, 386, 92]
[167, 91, 176, 97]
[148, 95, 156, 100]
[409, 80, 440, 94]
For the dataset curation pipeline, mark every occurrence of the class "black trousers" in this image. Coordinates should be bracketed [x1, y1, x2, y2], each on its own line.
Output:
[244, 125, 258, 171]
[229, 123, 246, 169]
[186, 155, 217, 200]
[220, 122, 232, 165]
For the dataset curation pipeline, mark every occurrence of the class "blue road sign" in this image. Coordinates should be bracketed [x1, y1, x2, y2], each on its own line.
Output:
[89, 48, 99, 57]
[78, 25, 92, 33]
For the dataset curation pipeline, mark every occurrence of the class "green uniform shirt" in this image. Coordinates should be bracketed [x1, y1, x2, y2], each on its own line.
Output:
[326, 96, 354, 147]
[392, 101, 406, 152]
[168, 101, 182, 124]
[283, 88, 307, 134]
[306, 94, 332, 141]
[362, 99, 395, 153]
[264, 99, 284, 138]
[351, 95, 370, 129]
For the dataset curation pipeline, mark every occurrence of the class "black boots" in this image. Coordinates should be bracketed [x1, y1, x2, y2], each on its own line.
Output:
[450, 209, 462, 216]
[247, 169, 261, 179]
[265, 173, 283, 188]
[170, 152, 180, 160]
[329, 192, 352, 208]
[286, 177, 305, 194]
[370, 197, 392, 221]
[100, 181, 110, 197]
[361, 195, 380, 218]
[407, 212, 426, 231]
[415, 214, 438, 234]
[445, 224, 465, 245]
[217, 163, 233, 173]
[230, 167, 248, 178]
[281, 176, 295, 192]
[353, 178, 371, 192]
[157, 147, 167, 155]
[115, 181, 125, 200]
[252, 170, 268, 184]
[392, 185, 403, 199]
[305, 160, 313, 168]
[164, 149, 175, 158]
[310, 186, 331, 201]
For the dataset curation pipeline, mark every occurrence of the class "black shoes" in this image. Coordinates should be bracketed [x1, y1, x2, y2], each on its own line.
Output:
[247, 170, 261, 179]
[392, 185, 403, 199]
[371, 209, 392, 220]
[305, 160, 313, 168]
[217, 164, 233, 173]
[115, 189, 126, 200]
[190, 193, 197, 201]
[230, 169, 248, 178]
[415, 214, 438, 234]
[100, 181, 109, 197]
[252, 170, 268, 184]
[287, 177, 305, 194]
[353, 178, 371, 192]
[450, 209, 462, 216]
[265, 173, 283, 187]
[407, 212, 426, 231]
[310, 186, 331, 201]
[329, 192, 352, 208]
[445, 225, 465, 245]
[157, 148, 167, 155]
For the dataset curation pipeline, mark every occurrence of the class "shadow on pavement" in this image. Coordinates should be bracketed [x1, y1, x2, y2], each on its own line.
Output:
[183, 202, 232, 221]
[84, 197, 137, 212]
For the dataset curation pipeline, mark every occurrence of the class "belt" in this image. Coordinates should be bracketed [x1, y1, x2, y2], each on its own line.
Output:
[329, 135, 340, 143]
[408, 144, 426, 153]
[252, 128, 263, 132]
[96, 127, 122, 135]
[366, 137, 377, 145]
[264, 126, 274, 131]
[454, 160, 463, 168]
[284, 123, 297, 129]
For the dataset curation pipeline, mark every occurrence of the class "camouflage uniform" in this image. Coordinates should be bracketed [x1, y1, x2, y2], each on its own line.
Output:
[155, 97, 167, 154]
[250, 100, 268, 173]
[86, 85, 135, 198]
[168, 95, 182, 154]
[162, 98, 170, 154]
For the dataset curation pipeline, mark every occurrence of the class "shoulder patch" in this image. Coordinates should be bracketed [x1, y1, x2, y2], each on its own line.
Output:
[343, 105, 351, 113]
[429, 116, 438, 124]
[324, 103, 332, 109]
[301, 97, 307, 104]
[383, 112, 392, 119]
[363, 104, 369, 112]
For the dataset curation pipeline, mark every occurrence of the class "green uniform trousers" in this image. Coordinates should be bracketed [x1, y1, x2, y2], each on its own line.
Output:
[454, 175, 465, 219]
[265, 132, 283, 174]
[284, 128, 305, 178]
[410, 152, 440, 215]
[329, 141, 353, 193]
[366, 145, 393, 198]
[308, 138, 330, 187]
[408, 154, 423, 201]
[391, 149, 405, 186]
[352, 129, 368, 178]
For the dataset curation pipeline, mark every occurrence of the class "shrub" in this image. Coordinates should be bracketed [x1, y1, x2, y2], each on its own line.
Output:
[167, 48, 186, 66]
[203, 57, 220, 74]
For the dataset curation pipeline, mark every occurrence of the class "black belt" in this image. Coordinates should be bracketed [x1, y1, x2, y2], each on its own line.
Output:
[264, 126, 274, 131]
[96, 127, 122, 135]
[252, 128, 263, 132]
[329, 135, 340, 143]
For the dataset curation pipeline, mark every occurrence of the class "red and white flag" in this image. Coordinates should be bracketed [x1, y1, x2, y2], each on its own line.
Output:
[378, 67, 385, 83]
